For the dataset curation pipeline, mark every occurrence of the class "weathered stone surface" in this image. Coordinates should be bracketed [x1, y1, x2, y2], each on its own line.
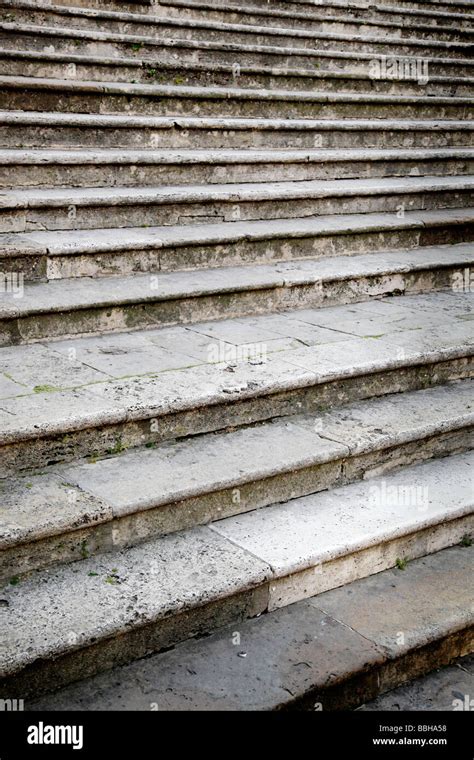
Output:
[359, 654, 474, 711]
[0, 0, 472, 706]
[310, 546, 474, 657]
[212, 452, 473, 578]
[0, 526, 271, 687]
[25, 546, 474, 711]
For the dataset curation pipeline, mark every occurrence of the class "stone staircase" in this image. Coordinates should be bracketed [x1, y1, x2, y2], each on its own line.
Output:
[0, 0, 472, 710]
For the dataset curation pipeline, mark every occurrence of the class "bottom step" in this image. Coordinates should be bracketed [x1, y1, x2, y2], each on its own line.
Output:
[28, 545, 474, 711]
[0, 451, 472, 701]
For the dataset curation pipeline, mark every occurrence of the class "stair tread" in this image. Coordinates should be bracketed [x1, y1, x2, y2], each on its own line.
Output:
[26, 544, 474, 711]
[3, 174, 474, 208]
[2, 208, 473, 256]
[4, 49, 474, 89]
[2, 110, 472, 131]
[0, 291, 471, 443]
[3, 75, 473, 102]
[3, 16, 473, 50]
[166, 0, 474, 22]
[5, 0, 473, 34]
[3, 147, 474, 164]
[1, 380, 472, 550]
[0, 242, 473, 315]
[1, 448, 471, 680]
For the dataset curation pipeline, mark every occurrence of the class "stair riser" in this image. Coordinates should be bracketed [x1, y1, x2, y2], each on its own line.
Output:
[269, 514, 474, 611]
[3, 425, 471, 581]
[293, 626, 474, 711]
[3, 58, 472, 96]
[2, 123, 472, 150]
[1, 356, 471, 477]
[0, 266, 470, 344]
[1, 512, 471, 700]
[6, 222, 473, 281]
[4, 7, 473, 43]
[6, 157, 474, 190]
[2, 86, 470, 121]
[2, 27, 472, 62]
[3, 189, 473, 233]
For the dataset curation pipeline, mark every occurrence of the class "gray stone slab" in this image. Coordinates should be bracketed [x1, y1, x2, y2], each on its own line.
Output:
[0, 343, 109, 390]
[62, 417, 347, 515]
[1, 112, 470, 132]
[211, 452, 473, 577]
[0, 387, 123, 445]
[296, 379, 474, 454]
[25, 599, 382, 711]
[381, 323, 473, 354]
[0, 526, 271, 677]
[0, 373, 26, 399]
[310, 546, 474, 657]
[1, 207, 471, 258]
[145, 324, 299, 360]
[47, 333, 200, 377]
[26, 546, 473, 711]
[0, 292, 471, 440]
[0, 474, 112, 549]
[359, 654, 474, 711]
[2, 174, 473, 210]
[83, 353, 316, 418]
[4, 147, 474, 165]
[277, 335, 416, 378]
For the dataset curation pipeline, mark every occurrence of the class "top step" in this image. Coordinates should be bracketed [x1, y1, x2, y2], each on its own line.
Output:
[1, 0, 473, 41]
[45, 0, 474, 17]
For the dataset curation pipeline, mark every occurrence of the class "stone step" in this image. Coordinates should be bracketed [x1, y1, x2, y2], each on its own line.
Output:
[26, 543, 474, 711]
[41, 0, 473, 33]
[1, 242, 473, 340]
[0, 450, 471, 699]
[2, 176, 474, 233]
[2, 77, 471, 121]
[2, 0, 472, 42]
[1, 380, 472, 579]
[3, 208, 473, 281]
[0, 291, 471, 474]
[373, 0, 474, 10]
[38, 0, 474, 20]
[380, 1, 474, 22]
[3, 49, 473, 96]
[2, 111, 472, 150]
[2, 21, 472, 62]
[4, 148, 474, 189]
